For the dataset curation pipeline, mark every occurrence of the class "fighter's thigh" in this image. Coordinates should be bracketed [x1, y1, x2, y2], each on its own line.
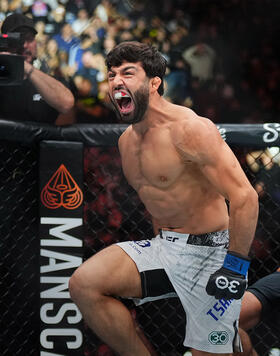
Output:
[72, 244, 142, 298]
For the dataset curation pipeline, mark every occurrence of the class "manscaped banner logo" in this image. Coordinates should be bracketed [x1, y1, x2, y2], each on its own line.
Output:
[39, 141, 84, 356]
[41, 164, 83, 210]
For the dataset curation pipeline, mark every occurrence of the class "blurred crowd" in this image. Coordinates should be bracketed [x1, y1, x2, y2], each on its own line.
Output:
[0, 0, 279, 125]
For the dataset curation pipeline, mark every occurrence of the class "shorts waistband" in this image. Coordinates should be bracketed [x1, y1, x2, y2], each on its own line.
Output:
[159, 229, 229, 248]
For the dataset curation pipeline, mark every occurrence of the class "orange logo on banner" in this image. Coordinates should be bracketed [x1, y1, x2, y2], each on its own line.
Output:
[41, 164, 83, 209]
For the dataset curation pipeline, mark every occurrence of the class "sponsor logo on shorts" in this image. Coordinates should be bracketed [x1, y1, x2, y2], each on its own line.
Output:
[165, 236, 179, 242]
[208, 331, 229, 345]
[134, 240, 151, 248]
[159, 234, 179, 242]
[128, 242, 142, 254]
[128, 240, 151, 254]
[206, 298, 233, 321]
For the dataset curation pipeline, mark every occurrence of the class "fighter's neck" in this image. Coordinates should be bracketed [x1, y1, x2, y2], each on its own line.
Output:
[133, 97, 171, 133]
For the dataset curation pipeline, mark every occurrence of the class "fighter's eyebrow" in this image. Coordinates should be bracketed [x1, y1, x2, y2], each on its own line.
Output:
[109, 65, 138, 74]
[121, 65, 138, 72]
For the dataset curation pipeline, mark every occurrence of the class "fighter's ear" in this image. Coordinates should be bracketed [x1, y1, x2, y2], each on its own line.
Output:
[150, 76, 161, 92]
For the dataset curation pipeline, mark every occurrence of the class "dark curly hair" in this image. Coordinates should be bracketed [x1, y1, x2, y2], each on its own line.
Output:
[105, 41, 167, 96]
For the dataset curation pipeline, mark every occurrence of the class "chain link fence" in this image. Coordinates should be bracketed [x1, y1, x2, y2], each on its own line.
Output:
[0, 141, 39, 356]
[1, 138, 279, 355]
[83, 145, 280, 356]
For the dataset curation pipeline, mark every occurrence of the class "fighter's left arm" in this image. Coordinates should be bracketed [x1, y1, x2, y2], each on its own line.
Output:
[179, 117, 259, 255]
[24, 61, 74, 114]
[176, 115, 259, 299]
[202, 126, 258, 255]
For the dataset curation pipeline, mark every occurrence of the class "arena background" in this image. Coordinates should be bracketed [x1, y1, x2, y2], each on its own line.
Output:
[0, 0, 280, 354]
[0, 120, 279, 356]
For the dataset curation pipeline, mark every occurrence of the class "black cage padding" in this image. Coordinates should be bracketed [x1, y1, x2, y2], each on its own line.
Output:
[0, 119, 280, 147]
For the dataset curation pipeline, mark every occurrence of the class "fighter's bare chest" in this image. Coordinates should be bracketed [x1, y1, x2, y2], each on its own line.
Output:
[121, 138, 185, 188]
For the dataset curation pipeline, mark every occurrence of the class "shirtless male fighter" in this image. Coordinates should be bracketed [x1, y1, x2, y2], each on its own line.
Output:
[69, 41, 259, 356]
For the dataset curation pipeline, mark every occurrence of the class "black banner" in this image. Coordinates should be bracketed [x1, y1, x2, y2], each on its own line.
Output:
[39, 141, 84, 356]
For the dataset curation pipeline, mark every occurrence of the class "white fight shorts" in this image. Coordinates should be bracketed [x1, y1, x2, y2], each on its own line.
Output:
[116, 229, 242, 353]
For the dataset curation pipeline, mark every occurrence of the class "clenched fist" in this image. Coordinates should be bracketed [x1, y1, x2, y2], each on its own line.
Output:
[206, 251, 251, 300]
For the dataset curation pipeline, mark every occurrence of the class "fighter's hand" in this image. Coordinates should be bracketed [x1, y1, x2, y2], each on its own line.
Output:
[206, 251, 250, 300]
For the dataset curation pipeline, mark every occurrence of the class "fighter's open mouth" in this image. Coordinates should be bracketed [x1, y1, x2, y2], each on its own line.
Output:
[114, 91, 134, 114]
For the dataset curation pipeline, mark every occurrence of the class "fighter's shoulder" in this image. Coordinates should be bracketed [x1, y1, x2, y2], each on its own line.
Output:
[118, 125, 133, 151]
[170, 106, 220, 144]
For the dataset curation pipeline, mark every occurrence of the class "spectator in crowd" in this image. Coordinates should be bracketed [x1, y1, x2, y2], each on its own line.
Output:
[65, 0, 88, 18]
[164, 55, 192, 106]
[72, 8, 91, 35]
[43, 37, 60, 73]
[73, 50, 104, 99]
[102, 35, 116, 56]
[132, 17, 148, 42]
[246, 148, 280, 204]
[246, 149, 275, 191]
[0, 13, 74, 124]
[5, 0, 272, 126]
[72, 49, 116, 123]
[69, 28, 102, 72]
[94, 0, 112, 23]
[47, 3, 66, 34]
[182, 42, 217, 83]
[0, 0, 9, 23]
[30, 0, 50, 24]
[52, 22, 80, 54]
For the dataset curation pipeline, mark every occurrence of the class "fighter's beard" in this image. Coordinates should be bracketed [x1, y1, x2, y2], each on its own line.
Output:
[109, 85, 149, 124]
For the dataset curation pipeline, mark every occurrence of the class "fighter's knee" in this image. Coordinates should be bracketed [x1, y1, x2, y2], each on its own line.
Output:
[68, 265, 105, 304]
[69, 268, 84, 303]
[69, 266, 98, 303]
